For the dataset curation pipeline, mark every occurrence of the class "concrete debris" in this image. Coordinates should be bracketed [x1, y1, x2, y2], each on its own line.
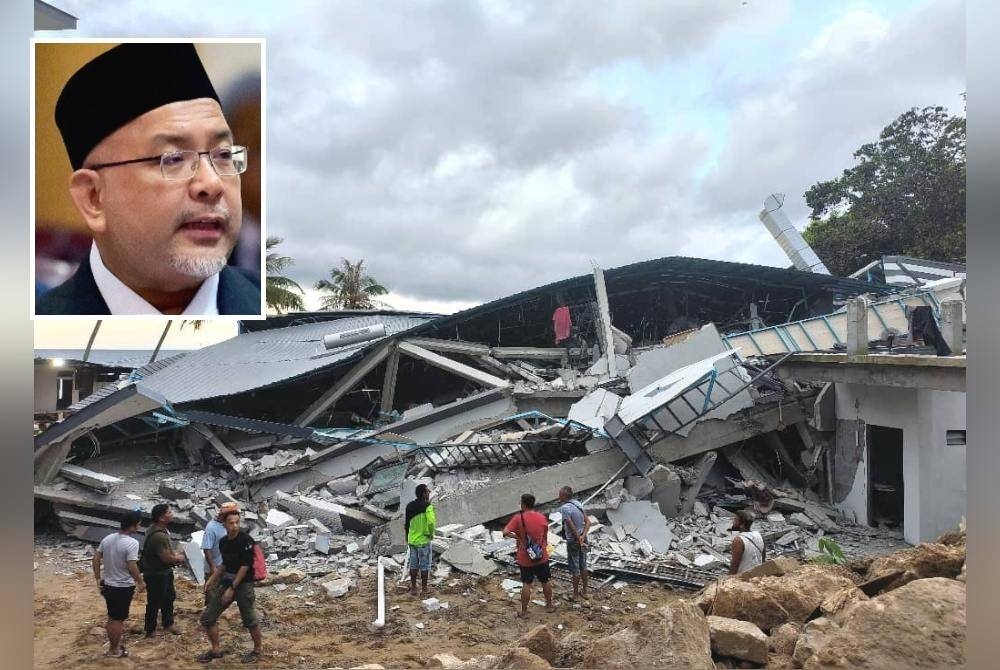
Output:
[441, 539, 497, 577]
[266, 509, 297, 529]
[606, 501, 674, 553]
[321, 577, 354, 599]
[58, 464, 123, 494]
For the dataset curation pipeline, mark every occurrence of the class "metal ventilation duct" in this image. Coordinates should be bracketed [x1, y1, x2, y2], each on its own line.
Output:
[759, 193, 831, 275]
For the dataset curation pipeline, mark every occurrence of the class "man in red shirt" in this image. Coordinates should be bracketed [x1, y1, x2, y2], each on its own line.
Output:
[503, 493, 555, 618]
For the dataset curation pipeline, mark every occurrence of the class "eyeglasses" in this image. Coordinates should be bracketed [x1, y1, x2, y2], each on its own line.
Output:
[86, 146, 249, 180]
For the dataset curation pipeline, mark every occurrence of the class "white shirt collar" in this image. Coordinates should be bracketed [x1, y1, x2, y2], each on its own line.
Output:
[89, 244, 220, 316]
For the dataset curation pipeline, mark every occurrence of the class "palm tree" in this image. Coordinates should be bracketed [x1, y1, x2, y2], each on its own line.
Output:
[314, 258, 389, 310]
[266, 236, 306, 314]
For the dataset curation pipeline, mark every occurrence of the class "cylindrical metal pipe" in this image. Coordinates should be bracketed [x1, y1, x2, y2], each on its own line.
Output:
[371, 557, 386, 629]
[323, 323, 388, 350]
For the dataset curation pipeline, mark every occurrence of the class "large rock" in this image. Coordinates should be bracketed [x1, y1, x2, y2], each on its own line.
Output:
[791, 618, 837, 668]
[818, 587, 868, 620]
[862, 542, 965, 594]
[697, 566, 856, 633]
[737, 557, 800, 581]
[707, 615, 768, 664]
[494, 648, 551, 669]
[517, 625, 557, 665]
[801, 577, 965, 670]
[427, 653, 466, 669]
[769, 623, 801, 656]
[579, 601, 714, 670]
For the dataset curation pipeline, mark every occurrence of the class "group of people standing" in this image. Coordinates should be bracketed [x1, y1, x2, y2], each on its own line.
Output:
[92, 502, 264, 663]
[93, 483, 767, 661]
[405, 484, 593, 619]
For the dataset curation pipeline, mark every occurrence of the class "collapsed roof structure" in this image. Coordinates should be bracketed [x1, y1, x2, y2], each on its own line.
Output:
[32, 253, 965, 590]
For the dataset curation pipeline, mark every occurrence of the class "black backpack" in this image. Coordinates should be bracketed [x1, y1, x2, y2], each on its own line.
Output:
[138, 527, 167, 574]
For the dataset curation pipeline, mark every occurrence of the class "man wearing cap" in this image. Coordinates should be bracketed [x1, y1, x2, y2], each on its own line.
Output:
[729, 509, 766, 575]
[202, 502, 239, 586]
[37, 42, 260, 315]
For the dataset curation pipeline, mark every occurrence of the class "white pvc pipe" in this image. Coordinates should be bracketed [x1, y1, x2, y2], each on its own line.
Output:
[371, 557, 386, 629]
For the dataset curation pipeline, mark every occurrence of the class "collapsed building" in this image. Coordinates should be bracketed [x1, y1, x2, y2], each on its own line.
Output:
[32, 254, 967, 592]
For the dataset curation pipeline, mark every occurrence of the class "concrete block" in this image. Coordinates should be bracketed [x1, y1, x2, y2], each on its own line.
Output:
[846, 298, 869, 356]
[314, 532, 332, 554]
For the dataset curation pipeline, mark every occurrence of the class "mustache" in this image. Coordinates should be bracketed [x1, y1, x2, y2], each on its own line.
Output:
[175, 208, 233, 228]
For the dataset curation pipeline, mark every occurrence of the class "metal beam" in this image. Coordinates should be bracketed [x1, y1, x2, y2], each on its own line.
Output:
[294, 342, 392, 426]
[397, 341, 510, 389]
[491, 347, 569, 360]
[190, 423, 244, 473]
[403, 337, 492, 357]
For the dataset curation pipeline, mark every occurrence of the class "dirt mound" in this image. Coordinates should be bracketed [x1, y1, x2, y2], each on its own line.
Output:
[862, 542, 965, 594]
[517, 625, 557, 665]
[578, 601, 714, 670]
[800, 577, 966, 670]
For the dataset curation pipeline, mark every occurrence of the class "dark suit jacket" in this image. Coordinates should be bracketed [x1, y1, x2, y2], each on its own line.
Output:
[36, 253, 261, 315]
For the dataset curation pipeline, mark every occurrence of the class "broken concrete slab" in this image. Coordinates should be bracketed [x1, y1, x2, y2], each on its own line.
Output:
[566, 388, 622, 430]
[648, 465, 681, 519]
[266, 509, 297, 530]
[678, 452, 717, 515]
[58, 464, 123, 494]
[606, 501, 673, 553]
[181, 539, 206, 585]
[441, 539, 497, 576]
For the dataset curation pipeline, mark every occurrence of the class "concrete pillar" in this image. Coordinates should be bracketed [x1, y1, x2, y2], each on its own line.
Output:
[940, 300, 964, 354]
[846, 298, 868, 356]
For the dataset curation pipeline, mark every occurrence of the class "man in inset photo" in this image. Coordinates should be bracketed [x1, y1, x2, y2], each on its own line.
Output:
[35, 42, 261, 315]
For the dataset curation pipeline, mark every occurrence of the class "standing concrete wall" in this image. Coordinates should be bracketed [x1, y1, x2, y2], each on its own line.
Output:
[833, 383, 965, 545]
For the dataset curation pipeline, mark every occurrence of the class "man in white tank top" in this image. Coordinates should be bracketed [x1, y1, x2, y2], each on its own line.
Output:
[728, 509, 766, 575]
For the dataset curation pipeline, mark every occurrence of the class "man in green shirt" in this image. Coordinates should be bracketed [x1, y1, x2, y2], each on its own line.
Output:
[141, 503, 186, 637]
[404, 484, 436, 596]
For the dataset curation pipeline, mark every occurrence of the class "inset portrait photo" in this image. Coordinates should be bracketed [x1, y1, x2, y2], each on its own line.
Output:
[32, 39, 265, 317]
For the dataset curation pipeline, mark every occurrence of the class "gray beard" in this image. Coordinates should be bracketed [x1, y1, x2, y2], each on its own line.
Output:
[167, 253, 227, 279]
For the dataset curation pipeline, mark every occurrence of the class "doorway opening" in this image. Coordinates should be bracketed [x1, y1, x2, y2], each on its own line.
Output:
[867, 425, 904, 528]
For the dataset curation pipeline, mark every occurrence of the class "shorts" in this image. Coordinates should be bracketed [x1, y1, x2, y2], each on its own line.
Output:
[199, 580, 259, 629]
[518, 561, 551, 584]
[566, 542, 588, 575]
[101, 583, 135, 621]
[408, 543, 432, 572]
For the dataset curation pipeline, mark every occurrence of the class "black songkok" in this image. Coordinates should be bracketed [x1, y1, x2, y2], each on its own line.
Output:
[55, 43, 220, 170]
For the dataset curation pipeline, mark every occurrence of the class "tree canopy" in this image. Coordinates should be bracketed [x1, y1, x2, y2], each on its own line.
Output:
[266, 236, 306, 314]
[315, 258, 389, 310]
[802, 105, 965, 277]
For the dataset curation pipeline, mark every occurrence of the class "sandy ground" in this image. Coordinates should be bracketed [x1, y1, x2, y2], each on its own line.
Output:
[34, 544, 685, 669]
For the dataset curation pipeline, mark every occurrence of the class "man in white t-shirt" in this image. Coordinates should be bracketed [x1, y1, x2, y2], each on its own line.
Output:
[728, 509, 766, 575]
[201, 502, 239, 585]
[92, 510, 144, 658]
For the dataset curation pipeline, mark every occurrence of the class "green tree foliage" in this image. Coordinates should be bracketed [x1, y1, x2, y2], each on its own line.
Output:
[802, 105, 965, 276]
[315, 258, 390, 310]
[266, 236, 306, 314]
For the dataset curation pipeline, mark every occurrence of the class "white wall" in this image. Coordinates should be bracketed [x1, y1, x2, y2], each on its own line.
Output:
[34, 366, 58, 413]
[833, 383, 964, 545]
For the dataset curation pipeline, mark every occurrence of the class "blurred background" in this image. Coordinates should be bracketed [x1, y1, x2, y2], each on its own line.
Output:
[34, 41, 262, 298]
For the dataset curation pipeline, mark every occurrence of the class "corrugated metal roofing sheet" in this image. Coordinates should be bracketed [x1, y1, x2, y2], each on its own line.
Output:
[132, 315, 429, 404]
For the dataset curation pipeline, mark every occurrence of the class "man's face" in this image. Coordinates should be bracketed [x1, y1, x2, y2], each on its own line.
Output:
[161, 507, 175, 526]
[84, 98, 242, 291]
[225, 514, 241, 536]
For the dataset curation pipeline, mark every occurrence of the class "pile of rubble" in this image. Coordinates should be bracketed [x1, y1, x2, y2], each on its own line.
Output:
[408, 526, 966, 670]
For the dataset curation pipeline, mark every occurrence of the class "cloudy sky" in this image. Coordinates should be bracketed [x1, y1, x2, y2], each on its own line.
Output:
[39, 0, 965, 320]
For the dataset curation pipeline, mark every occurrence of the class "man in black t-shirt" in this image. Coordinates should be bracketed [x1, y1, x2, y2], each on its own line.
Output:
[197, 511, 263, 664]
